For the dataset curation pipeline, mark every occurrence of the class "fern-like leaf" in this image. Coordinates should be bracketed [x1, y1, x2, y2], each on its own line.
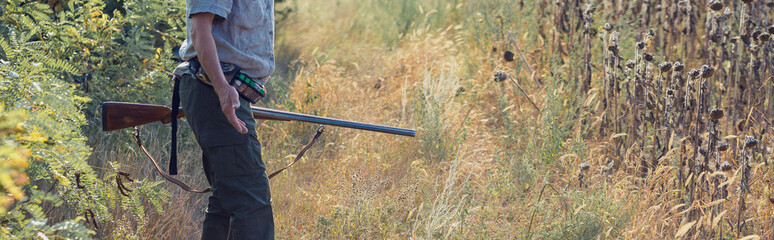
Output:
[0, 37, 15, 60]
[42, 58, 77, 74]
[24, 204, 46, 221]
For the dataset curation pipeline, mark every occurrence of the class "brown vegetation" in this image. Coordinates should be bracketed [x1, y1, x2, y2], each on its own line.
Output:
[77, 0, 774, 239]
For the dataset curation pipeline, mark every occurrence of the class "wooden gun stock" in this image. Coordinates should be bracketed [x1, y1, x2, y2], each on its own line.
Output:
[102, 102, 185, 131]
[101, 102, 416, 137]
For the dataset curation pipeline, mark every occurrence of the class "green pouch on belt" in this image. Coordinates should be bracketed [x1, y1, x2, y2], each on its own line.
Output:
[188, 59, 266, 104]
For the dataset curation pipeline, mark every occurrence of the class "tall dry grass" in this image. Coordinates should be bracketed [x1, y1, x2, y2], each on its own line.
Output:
[86, 124, 206, 239]
[83, 0, 774, 239]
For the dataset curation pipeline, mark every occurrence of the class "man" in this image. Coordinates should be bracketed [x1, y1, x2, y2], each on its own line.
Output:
[172, 0, 275, 239]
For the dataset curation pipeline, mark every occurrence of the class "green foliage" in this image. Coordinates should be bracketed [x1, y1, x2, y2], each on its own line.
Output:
[0, 0, 299, 237]
[0, 70, 93, 238]
[530, 69, 583, 171]
[0, 3, 91, 238]
[414, 90, 459, 162]
[415, 154, 470, 239]
[52, 0, 184, 108]
[1, 187, 93, 239]
[537, 189, 631, 239]
[0, 110, 31, 214]
[313, 203, 399, 239]
[367, 0, 463, 46]
[2, 0, 185, 115]
[0, 0, 182, 238]
[0, 1, 96, 237]
[413, 64, 464, 162]
[464, 0, 539, 53]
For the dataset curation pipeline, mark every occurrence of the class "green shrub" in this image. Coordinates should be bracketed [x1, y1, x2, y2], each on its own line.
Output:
[413, 63, 464, 163]
[0, 0, 175, 238]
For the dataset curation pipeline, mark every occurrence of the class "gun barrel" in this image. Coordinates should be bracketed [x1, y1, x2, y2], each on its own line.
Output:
[102, 101, 415, 137]
[251, 107, 416, 137]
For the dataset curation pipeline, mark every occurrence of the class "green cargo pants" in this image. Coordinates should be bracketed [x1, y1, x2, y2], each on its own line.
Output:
[178, 74, 274, 240]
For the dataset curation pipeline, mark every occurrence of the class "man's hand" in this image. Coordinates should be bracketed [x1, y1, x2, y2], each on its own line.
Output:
[190, 12, 248, 134]
[214, 83, 248, 134]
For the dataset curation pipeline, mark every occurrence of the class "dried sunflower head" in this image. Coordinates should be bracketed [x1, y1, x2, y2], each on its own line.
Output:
[744, 136, 758, 149]
[709, 108, 724, 120]
[604, 23, 613, 31]
[769, 25, 774, 34]
[708, 0, 724, 11]
[659, 62, 673, 72]
[504, 51, 515, 62]
[644, 53, 654, 62]
[493, 71, 508, 82]
[753, 28, 763, 40]
[741, 35, 751, 46]
[689, 69, 700, 78]
[717, 142, 729, 152]
[760, 33, 771, 42]
[737, 119, 746, 131]
[626, 59, 636, 69]
[673, 62, 685, 72]
[636, 41, 645, 50]
[608, 45, 619, 54]
[700, 65, 714, 78]
[721, 161, 732, 171]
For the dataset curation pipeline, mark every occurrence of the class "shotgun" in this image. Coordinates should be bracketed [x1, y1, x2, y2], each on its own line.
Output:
[101, 101, 416, 137]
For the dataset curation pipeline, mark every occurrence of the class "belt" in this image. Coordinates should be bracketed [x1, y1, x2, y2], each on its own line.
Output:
[168, 59, 268, 175]
[187, 58, 266, 104]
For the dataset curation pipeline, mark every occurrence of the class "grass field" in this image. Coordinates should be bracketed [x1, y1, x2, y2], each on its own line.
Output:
[103, 0, 774, 239]
[4, 0, 773, 239]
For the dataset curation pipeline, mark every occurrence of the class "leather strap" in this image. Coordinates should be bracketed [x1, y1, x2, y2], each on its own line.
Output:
[134, 128, 211, 193]
[132, 125, 325, 193]
[170, 75, 180, 175]
[268, 125, 324, 179]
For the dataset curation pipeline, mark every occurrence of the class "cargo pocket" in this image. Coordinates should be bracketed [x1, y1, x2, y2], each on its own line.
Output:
[205, 143, 263, 179]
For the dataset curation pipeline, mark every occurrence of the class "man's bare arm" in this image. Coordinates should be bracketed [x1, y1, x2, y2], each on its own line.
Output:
[190, 12, 248, 134]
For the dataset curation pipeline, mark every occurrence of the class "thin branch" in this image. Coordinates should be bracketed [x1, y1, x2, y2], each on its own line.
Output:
[507, 31, 543, 88]
[508, 75, 541, 113]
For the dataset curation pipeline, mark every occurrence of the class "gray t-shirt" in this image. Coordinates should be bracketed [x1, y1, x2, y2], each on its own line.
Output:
[174, 0, 275, 85]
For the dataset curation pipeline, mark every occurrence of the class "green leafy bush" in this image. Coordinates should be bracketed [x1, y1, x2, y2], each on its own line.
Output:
[0, 0, 178, 238]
